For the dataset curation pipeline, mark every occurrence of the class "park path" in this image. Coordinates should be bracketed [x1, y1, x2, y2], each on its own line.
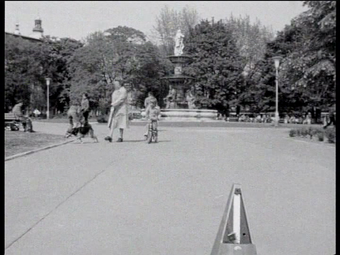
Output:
[5, 121, 335, 255]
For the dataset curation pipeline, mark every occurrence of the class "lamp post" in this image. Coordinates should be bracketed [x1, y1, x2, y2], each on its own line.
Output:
[272, 56, 282, 127]
[45, 78, 51, 120]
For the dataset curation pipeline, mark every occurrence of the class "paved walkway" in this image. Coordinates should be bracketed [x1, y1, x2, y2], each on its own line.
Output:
[5, 121, 335, 255]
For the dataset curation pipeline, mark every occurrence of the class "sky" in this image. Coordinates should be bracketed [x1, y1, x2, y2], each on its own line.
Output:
[5, 1, 308, 41]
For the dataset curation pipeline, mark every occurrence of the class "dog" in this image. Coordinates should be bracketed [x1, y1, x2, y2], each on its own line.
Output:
[22, 117, 34, 132]
[65, 121, 98, 143]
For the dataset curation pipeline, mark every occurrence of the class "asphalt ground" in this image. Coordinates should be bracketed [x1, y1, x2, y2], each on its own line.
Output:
[5, 121, 335, 255]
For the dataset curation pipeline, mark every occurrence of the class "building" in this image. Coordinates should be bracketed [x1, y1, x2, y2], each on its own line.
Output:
[6, 15, 60, 42]
[30, 15, 44, 39]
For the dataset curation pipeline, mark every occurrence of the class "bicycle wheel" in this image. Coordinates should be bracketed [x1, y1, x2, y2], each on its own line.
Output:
[154, 130, 158, 143]
[147, 125, 153, 144]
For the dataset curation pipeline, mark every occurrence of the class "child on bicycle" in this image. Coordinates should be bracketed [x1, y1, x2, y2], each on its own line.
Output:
[144, 98, 160, 138]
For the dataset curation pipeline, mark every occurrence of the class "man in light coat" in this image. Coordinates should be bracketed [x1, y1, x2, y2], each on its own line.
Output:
[105, 79, 128, 142]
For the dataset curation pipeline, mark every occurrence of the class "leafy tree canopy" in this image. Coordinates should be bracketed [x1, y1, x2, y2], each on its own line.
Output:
[184, 20, 245, 109]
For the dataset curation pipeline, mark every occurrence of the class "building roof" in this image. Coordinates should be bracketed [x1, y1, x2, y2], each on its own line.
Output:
[5, 32, 42, 42]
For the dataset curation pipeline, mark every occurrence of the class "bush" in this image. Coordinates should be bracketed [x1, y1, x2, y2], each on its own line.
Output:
[317, 131, 324, 141]
[296, 129, 301, 136]
[289, 129, 296, 137]
[324, 128, 336, 143]
[289, 126, 335, 144]
[301, 128, 308, 138]
[308, 127, 316, 139]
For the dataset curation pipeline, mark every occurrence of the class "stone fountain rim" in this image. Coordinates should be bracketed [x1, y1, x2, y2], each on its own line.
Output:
[161, 109, 218, 113]
[167, 55, 193, 63]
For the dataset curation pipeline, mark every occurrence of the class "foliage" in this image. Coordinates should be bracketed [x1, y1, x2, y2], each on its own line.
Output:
[289, 129, 296, 137]
[68, 26, 167, 110]
[41, 36, 84, 112]
[262, 1, 336, 110]
[5, 35, 41, 111]
[225, 14, 275, 75]
[183, 19, 245, 110]
[317, 131, 324, 141]
[5, 34, 83, 113]
[240, 1, 336, 113]
[324, 127, 336, 143]
[152, 5, 200, 55]
[289, 126, 335, 143]
[300, 127, 308, 137]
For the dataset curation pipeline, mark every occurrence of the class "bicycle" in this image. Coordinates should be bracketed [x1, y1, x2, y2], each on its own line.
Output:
[146, 120, 158, 144]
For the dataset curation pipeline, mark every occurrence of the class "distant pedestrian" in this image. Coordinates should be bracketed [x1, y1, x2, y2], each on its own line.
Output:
[80, 93, 90, 123]
[33, 109, 41, 118]
[323, 106, 336, 129]
[284, 114, 289, 124]
[66, 102, 80, 136]
[144, 91, 157, 109]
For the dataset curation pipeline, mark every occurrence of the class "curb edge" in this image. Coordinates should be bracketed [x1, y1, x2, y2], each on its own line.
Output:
[5, 138, 77, 161]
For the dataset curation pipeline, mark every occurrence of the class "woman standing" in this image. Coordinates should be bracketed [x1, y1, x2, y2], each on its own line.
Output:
[105, 80, 129, 142]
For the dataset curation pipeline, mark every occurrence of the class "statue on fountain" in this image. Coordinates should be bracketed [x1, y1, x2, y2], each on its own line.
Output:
[164, 88, 177, 109]
[174, 29, 185, 56]
[186, 89, 196, 109]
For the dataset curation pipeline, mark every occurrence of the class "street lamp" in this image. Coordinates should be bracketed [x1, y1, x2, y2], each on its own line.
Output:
[273, 56, 282, 127]
[45, 78, 51, 120]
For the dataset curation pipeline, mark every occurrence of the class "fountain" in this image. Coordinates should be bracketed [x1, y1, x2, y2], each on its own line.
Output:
[160, 29, 218, 121]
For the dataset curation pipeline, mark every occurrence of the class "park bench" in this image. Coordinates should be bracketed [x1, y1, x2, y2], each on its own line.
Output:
[4, 112, 21, 131]
[5, 112, 20, 123]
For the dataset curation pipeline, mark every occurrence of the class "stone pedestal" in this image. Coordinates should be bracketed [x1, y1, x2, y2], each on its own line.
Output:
[160, 55, 218, 121]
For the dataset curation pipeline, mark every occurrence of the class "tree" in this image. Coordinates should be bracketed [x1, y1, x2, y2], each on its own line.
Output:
[5, 35, 38, 111]
[68, 26, 167, 111]
[40, 36, 83, 113]
[183, 19, 245, 110]
[241, 1, 336, 113]
[152, 5, 200, 55]
[225, 14, 275, 76]
[274, 1, 335, 110]
[5, 34, 83, 114]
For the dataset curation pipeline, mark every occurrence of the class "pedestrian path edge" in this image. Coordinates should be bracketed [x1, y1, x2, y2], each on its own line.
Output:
[5, 138, 77, 161]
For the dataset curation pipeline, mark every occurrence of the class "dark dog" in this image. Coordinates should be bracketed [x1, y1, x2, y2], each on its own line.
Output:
[66, 121, 98, 143]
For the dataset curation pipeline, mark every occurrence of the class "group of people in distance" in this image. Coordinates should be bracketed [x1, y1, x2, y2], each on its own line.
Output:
[68, 79, 160, 143]
[8, 79, 160, 143]
[103, 80, 160, 142]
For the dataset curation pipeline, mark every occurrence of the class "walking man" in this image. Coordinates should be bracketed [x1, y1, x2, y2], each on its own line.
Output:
[80, 93, 90, 123]
[324, 105, 336, 129]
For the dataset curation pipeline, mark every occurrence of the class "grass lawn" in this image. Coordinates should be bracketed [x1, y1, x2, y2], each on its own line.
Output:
[5, 130, 67, 158]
